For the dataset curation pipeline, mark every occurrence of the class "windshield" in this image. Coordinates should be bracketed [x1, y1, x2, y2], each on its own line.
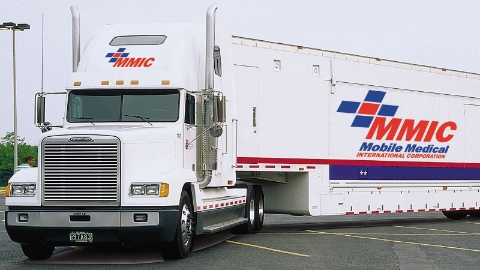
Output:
[67, 89, 180, 123]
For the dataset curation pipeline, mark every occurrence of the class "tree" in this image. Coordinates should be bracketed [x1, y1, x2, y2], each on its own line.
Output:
[0, 132, 38, 185]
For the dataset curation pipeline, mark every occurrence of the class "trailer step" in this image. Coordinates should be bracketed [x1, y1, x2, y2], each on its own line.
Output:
[203, 217, 247, 234]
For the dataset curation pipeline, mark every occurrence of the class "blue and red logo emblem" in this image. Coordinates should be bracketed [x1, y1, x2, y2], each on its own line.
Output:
[337, 90, 398, 128]
[336, 90, 456, 143]
[105, 48, 155, 67]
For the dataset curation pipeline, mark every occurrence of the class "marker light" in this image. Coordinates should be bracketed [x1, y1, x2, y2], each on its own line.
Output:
[160, 183, 169, 197]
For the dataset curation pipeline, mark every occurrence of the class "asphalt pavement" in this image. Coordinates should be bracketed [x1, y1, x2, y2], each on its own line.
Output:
[2, 195, 480, 269]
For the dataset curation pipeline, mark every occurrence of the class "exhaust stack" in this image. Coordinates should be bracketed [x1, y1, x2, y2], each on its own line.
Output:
[70, 6, 80, 72]
[197, 4, 218, 188]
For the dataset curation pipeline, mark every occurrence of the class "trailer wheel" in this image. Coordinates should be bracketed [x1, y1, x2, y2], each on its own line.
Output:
[469, 211, 480, 218]
[442, 211, 467, 220]
[253, 185, 264, 232]
[21, 244, 54, 260]
[231, 186, 255, 234]
[162, 191, 195, 259]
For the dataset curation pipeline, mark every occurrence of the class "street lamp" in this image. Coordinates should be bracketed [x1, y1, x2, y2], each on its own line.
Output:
[0, 22, 30, 173]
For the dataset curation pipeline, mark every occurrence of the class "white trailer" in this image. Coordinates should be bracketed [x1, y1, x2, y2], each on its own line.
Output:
[6, 4, 480, 260]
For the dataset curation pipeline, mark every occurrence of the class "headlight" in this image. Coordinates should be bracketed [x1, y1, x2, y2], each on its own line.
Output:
[130, 183, 168, 197]
[7, 183, 36, 197]
[131, 185, 146, 196]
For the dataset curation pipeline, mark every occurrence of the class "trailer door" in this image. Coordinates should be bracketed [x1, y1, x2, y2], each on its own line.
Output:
[234, 65, 259, 158]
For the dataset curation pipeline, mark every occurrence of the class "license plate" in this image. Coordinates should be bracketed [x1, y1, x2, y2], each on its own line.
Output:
[69, 231, 93, 243]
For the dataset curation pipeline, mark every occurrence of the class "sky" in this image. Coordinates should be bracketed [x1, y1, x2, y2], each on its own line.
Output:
[1, 0, 480, 145]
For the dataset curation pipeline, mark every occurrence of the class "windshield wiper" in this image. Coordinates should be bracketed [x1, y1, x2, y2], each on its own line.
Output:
[124, 114, 153, 126]
[72, 117, 95, 126]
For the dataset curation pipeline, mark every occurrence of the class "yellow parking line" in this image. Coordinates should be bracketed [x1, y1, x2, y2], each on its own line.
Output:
[306, 230, 480, 253]
[226, 240, 310, 257]
[261, 232, 464, 236]
[394, 225, 480, 236]
[467, 222, 480, 225]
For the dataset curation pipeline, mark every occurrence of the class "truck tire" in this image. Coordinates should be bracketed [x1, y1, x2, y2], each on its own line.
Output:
[469, 211, 480, 218]
[162, 191, 195, 259]
[442, 211, 467, 220]
[253, 185, 264, 232]
[231, 185, 256, 234]
[21, 244, 54, 260]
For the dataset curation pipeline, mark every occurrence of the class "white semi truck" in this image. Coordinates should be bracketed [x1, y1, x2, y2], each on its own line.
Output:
[6, 4, 480, 260]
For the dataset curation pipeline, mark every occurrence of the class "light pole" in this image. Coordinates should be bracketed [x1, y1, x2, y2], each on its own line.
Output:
[0, 22, 30, 173]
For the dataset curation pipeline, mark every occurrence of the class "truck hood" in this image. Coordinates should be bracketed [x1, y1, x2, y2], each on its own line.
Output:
[43, 125, 175, 144]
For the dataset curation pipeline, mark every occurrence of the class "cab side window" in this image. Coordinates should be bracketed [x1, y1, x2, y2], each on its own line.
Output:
[185, 94, 195, 124]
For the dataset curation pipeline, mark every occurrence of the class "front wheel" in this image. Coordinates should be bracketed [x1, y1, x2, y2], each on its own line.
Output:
[21, 244, 54, 260]
[162, 191, 195, 260]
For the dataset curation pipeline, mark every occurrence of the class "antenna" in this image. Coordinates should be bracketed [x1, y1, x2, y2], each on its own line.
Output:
[41, 13, 44, 93]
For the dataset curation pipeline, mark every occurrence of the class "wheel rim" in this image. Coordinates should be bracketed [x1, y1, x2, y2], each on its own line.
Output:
[258, 196, 264, 223]
[180, 203, 194, 247]
[249, 198, 256, 226]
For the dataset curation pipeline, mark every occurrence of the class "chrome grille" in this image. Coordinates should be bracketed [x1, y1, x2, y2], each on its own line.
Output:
[42, 136, 120, 206]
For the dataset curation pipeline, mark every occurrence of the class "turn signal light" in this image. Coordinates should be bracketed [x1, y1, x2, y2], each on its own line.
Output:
[160, 183, 169, 197]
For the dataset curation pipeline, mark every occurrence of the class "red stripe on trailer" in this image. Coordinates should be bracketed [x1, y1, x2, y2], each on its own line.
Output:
[237, 165, 244, 168]
[371, 211, 379, 214]
[249, 165, 259, 169]
[407, 209, 414, 213]
[460, 208, 466, 210]
[197, 206, 201, 211]
[359, 211, 367, 215]
[449, 208, 457, 211]
[346, 212, 355, 215]
[384, 210, 391, 214]
[203, 206, 207, 210]
[429, 209, 436, 212]
[281, 165, 290, 169]
[221, 203, 225, 207]
[418, 209, 425, 212]
[215, 204, 219, 208]
[439, 208, 447, 211]
[266, 165, 275, 169]
[396, 210, 403, 213]
[469, 207, 476, 210]
[209, 205, 213, 209]
[237, 156, 480, 168]
[307, 166, 316, 169]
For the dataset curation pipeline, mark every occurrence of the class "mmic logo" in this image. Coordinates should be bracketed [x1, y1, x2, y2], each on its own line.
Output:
[105, 48, 155, 68]
[337, 90, 457, 143]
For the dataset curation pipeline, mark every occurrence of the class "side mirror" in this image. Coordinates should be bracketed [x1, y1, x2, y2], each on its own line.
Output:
[36, 95, 46, 125]
[35, 93, 52, 133]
